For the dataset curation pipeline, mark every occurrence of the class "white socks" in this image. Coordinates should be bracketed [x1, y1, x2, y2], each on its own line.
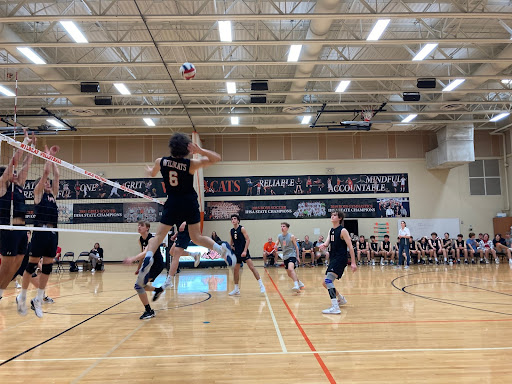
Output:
[330, 298, 339, 308]
[36, 289, 45, 301]
[20, 289, 27, 301]
[257, 279, 264, 287]
[213, 243, 222, 254]
[234, 284, 239, 291]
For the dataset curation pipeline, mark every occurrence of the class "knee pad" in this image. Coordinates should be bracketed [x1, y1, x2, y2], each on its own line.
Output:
[134, 283, 145, 294]
[41, 263, 52, 275]
[25, 262, 38, 275]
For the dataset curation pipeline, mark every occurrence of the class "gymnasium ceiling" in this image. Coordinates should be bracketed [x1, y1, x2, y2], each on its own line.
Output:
[0, 0, 511, 137]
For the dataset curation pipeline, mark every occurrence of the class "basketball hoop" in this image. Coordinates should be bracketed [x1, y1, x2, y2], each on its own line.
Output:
[361, 106, 374, 122]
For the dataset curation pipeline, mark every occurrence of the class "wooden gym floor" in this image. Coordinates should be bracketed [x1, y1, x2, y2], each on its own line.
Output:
[1, 262, 512, 383]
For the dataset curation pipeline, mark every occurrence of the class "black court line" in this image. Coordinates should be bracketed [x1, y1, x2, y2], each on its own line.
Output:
[391, 273, 512, 316]
[0, 294, 136, 367]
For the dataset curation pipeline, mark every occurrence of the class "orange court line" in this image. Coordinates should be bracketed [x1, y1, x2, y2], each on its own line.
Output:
[265, 269, 336, 384]
[301, 318, 512, 326]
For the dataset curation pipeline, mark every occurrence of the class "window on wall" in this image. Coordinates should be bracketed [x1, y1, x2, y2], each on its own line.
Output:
[468, 159, 501, 195]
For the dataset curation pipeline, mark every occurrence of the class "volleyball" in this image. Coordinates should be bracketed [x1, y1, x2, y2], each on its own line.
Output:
[179, 62, 196, 80]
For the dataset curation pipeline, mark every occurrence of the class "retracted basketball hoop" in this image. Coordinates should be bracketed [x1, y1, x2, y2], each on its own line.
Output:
[361, 106, 374, 122]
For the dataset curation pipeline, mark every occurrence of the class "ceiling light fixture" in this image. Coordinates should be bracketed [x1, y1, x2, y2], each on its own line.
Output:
[490, 112, 510, 122]
[335, 80, 351, 93]
[218, 21, 232, 42]
[226, 81, 236, 94]
[401, 114, 418, 123]
[0, 85, 16, 97]
[442, 79, 465, 92]
[231, 116, 239, 125]
[60, 21, 88, 43]
[287, 45, 302, 62]
[143, 117, 155, 126]
[113, 83, 131, 95]
[46, 118, 64, 128]
[17, 47, 46, 65]
[301, 116, 312, 125]
[412, 43, 438, 61]
[367, 19, 391, 41]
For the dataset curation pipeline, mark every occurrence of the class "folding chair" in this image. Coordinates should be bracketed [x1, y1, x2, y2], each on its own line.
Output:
[53, 254, 64, 273]
[76, 251, 91, 271]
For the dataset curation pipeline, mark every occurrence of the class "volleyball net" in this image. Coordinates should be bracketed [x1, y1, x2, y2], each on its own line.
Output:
[0, 133, 164, 236]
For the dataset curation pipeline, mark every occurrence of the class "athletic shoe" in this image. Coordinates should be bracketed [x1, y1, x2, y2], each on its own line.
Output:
[380, 259, 384, 266]
[228, 289, 240, 296]
[485, 260, 490, 264]
[337, 295, 347, 306]
[509, 259, 512, 265]
[298, 281, 305, 290]
[191, 252, 202, 268]
[371, 260, 375, 266]
[16, 294, 27, 316]
[15, 281, 21, 289]
[31, 298, 43, 318]
[43, 296, 54, 303]
[404, 265, 409, 269]
[163, 276, 174, 289]
[292, 286, 300, 293]
[322, 306, 341, 314]
[260, 285, 266, 293]
[495, 258, 500, 264]
[136, 254, 154, 288]
[91, 268, 95, 272]
[140, 309, 155, 320]
[220, 242, 233, 263]
[152, 289, 164, 302]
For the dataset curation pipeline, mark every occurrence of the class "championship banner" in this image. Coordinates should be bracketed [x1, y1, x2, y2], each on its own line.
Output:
[205, 197, 410, 221]
[203, 173, 409, 197]
[72, 203, 162, 224]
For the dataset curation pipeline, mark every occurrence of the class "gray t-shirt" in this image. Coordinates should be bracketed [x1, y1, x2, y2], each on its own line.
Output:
[278, 232, 296, 260]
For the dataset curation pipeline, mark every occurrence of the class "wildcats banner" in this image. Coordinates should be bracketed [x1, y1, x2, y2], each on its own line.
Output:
[204, 173, 408, 197]
[205, 197, 410, 221]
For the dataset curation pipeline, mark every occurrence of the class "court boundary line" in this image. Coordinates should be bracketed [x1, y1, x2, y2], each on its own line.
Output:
[10, 346, 512, 363]
[0, 294, 137, 367]
[265, 269, 336, 384]
[300, 318, 512, 326]
[263, 291, 287, 353]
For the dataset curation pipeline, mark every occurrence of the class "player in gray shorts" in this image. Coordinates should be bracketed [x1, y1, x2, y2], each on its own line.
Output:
[275, 222, 305, 293]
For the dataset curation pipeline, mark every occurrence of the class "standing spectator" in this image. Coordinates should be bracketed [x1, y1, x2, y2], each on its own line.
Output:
[89, 243, 103, 272]
[397, 221, 411, 268]
[211, 231, 222, 245]
[493, 234, 511, 264]
[386, 206, 394, 217]
[301, 235, 314, 266]
[479, 233, 496, 264]
[263, 237, 278, 267]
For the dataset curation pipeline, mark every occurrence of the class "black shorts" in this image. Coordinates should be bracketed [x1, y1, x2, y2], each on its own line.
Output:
[175, 230, 191, 249]
[284, 257, 297, 269]
[148, 255, 165, 282]
[326, 257, 347, 279]
[30, 230, 58, 258]
[235, 249, 251, 264]
[1, 229, 28, 256]
[161, 195, 201, 227]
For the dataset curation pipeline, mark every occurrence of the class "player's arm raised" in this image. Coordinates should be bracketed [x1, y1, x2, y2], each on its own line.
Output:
[188, 143, 221, 173]
[145, 158, 161, 177]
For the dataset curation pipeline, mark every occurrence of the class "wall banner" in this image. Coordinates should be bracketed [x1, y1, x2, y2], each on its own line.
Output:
[203, 173, 408, 197]
[205, 197, 410, 221]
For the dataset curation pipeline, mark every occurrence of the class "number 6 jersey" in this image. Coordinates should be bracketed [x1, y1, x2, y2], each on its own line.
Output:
[160, 156, 197, 197]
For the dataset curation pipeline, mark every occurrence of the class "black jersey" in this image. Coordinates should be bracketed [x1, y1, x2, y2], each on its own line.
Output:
[230, 225, 247, 255]
[358, 240, 367, 250]
[409, 240, 416, 250]
[34, 192, 57, 227]
[139, 233, 163, 261]
[456, 239, 465, 248]
[329, 226, 348, 261]
[442, 238, 452, 248]
[419, 241, 428, 250]
[382, 240, 391, 251]
[431, 239, 441, 249]
[160, 156, 197, 197]
[0, 183, 26, 224]
[370, 242, 379, 252]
